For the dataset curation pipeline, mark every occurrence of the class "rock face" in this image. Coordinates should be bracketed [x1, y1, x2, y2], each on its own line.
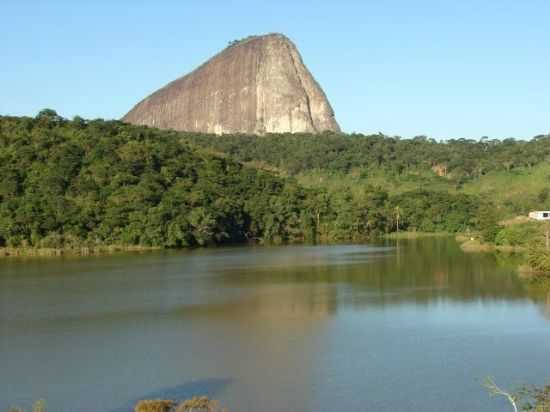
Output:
[122, 33, 340, 134]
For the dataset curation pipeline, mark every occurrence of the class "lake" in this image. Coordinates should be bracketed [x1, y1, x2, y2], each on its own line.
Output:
[1, 238, 549, 412]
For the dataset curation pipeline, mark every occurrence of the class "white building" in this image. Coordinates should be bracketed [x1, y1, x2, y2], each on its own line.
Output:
[529, 211, 550, 220]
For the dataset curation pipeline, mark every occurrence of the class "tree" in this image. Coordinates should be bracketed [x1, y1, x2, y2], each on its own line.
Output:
[526, 223, 550, 273]
[484, 377, 518, 412]
[394, 206, 401, 232]
[35, 108, 63, 124]
[485, 378, 550, 412]
[478, 204, 500, 243]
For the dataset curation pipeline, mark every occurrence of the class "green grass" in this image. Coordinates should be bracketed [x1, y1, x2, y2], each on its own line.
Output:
[298, 164, 550, 220]
[384, 231, 451, 239]
[297, 168, 456, 196]
[462, 163, 550, 215]
[0, 244, 161, 258]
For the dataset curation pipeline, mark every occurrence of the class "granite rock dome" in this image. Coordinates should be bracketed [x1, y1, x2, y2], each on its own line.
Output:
[123, 33, 340, 135]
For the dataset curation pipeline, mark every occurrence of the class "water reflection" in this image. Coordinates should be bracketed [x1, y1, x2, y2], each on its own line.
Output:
[525, 279, 550, 320]
[1, 238, 549, 412]
[212, 239, 529, 307]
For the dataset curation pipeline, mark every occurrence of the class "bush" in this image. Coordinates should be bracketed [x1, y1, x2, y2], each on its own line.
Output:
[7, 400, 45, 412]
[134, 400, 175, 412]
[495, 223, 539, 246]
[478, 205, 500, 243]
[135, 397, 227, 412]
[527, 242, 550, 273]
[174, 396, 226, 412]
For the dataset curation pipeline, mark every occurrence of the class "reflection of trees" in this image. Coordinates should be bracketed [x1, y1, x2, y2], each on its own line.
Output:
[525, 279, 550, 320]
[544, 291, 550, 320]
[213, 238, 529, 310]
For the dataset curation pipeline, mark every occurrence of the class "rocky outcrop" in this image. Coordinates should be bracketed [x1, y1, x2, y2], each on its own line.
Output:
[122, 33, 340, 134]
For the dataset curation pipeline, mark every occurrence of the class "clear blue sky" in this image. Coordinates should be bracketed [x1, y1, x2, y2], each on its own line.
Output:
[2, 0, 549, 139]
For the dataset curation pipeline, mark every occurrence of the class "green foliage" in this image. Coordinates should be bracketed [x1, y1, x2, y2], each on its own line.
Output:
[0, 114, 317, 248]
[527, 228, 550, 273]
[186, 131, 550, 218]
[485, 379, 550, 412]
[477, 204, 501, 243]
[7, 400, 45, 412]
[390, 189, 477, 233]
[520, 383, 550, 411]
[462, 164, 550, 216]
[174, 396, 227, 412]
[495, 222, 540, 246]
[134, 400, 176, 412]
[184, 132, 550, 181]
[0, 112, 485, 251]
[134, 397, 227, 412]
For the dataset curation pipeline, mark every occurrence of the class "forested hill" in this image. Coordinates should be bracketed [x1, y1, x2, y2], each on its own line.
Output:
[184, 132, 550, 217]
[0, 110, 318, 249]
[184, 132, 550, 180]
[0, 111, 481, 250]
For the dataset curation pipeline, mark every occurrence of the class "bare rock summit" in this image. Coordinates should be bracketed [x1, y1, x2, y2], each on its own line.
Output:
[122, 33, 340, 134]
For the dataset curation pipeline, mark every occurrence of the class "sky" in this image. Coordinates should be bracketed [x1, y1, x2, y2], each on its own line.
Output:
[1, 0, 549, 140]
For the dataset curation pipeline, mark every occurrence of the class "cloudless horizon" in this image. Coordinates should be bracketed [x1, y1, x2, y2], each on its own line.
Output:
[2, 0, 549, 140]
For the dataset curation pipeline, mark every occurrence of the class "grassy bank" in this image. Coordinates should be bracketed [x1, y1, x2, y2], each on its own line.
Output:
[0, 233, 454, 259]
[0, 232, 481, 259]
[455, 232, 550, 282]
[455, 235, 526, 253]
[384, 231, 450, 240]
[0, 244, 161, 258]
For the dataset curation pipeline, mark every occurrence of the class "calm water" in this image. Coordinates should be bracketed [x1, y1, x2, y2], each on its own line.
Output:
[1, 238, 549, 412]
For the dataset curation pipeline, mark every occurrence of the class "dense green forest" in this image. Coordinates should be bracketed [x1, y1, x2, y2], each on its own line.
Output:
[0, 111, 482, 250]
[185, 131, 550, 216]
[185, 132, 550, 179]
[184, 130, 550, 267]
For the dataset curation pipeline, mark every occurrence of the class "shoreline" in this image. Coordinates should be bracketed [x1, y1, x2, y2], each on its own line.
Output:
[384, 231, 451, 240]
[0, 233, 530, 260]
[455, 235, 526, 254]
[455, 235, 550, 281]
[0, 245, 162, 259]
[0, 233, 453, 259]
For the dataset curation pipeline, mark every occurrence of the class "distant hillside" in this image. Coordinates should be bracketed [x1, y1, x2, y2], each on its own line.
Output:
[184, 132, 550, 216]
[183, 132, 550, 176]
